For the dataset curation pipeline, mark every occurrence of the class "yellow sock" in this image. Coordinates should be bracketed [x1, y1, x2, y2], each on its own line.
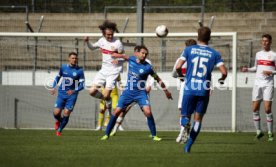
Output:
[97, 113, 104, 127]
[104, 115, 111, 127]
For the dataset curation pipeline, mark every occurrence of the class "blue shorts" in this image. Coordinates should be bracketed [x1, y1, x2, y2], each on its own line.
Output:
[117, 90, 150, 109]
[181, 95, 209, 117]
[55, 92, 78, 111]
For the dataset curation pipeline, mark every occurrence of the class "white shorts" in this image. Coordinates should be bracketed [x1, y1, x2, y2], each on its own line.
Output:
[252, 85, 274, 101]
[92, 71, 119, 90]
[178, 81, 185, 109]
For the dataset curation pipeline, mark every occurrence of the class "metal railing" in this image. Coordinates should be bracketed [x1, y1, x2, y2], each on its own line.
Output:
[1, 0, 275, 13]
[104, 5, 205, 22]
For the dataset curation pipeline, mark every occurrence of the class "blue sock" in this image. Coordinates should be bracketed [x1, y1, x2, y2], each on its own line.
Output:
[185, 121, 201, 153]
[181, 116, 190, 127]
[53, 113, 61, 122]
[105, 115, 118, 136]
[58, 116, 69, 132]
[147, 115, 156, 137]
[189, 121, 201, 141]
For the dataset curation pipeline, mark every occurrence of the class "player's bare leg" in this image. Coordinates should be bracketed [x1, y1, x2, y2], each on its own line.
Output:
[252, 100, 264, 140]
[89, 85, 106, 102]
[103, 88, 113, 117]
[264, 101, 273, 141]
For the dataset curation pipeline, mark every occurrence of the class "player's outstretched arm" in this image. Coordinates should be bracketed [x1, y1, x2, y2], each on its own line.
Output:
[241, 66, 257, 72]
[111, 52, 129, 61]
[241, 58, 257, 72]
[152, 73, 173, 100]
[218, 64, 228, 84]
[84, 36, 98, 50]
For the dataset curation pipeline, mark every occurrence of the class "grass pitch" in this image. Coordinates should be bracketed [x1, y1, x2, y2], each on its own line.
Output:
[0, 129, 275, 167]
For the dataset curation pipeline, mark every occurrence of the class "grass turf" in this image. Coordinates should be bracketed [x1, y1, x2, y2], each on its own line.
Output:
[0, 129, 276, 167]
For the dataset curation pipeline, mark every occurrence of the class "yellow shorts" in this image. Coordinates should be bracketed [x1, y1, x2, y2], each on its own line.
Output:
[100, 87, 119, 110]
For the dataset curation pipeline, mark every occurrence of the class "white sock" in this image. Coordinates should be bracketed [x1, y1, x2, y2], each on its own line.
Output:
[253, 111, 261, 133]
[178, 126, 185, 136]
[103, 99, 111, 116]
[113, 116, 124, 132]
[266, 113, 273, 134]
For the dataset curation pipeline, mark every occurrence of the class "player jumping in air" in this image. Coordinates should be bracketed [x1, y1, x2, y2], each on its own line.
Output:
[176, 27, 227, 153]
[242, 34, 276, 141]
[50, 52, 85, 136]
[84, 20, 124, 117]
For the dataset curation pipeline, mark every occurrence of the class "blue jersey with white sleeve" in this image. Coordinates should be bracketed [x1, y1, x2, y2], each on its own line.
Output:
[52, 64, 85, 95]
[180, 44, 224, 96]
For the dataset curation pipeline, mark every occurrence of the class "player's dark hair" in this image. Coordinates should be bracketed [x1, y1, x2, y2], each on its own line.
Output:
[99, 20, 119, 34]
[262, 34, 272, 41]
[68, 52, 78, 57]
[137, 45, 149, 54]
[185, 39, 197, 47]
[198, 26, 211, 43]
[134, 45, 141, 52]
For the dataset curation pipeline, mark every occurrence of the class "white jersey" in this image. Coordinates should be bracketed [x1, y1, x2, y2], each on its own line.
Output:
[252, 50, 276, 86]
[172, 57, 187, 78]
[92, 37, 124, 75]
[145, 59, 155, 87]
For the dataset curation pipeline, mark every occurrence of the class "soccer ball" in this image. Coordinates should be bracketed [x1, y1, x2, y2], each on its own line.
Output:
[155, 25, 168, 38]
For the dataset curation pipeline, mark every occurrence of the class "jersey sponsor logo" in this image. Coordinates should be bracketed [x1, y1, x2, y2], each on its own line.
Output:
[257, 60, 275, 67]
[101, 48, 113, 54]
[191, 48, 212, 58]
[139, 69, 144, 73]
[130, 71, 139, 78]
[73, 72, 77, 76]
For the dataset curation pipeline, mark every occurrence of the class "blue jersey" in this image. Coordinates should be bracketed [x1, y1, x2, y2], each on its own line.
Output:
[181, 44, 224, 96]
[52, 64, 85, 95]
[125, 55, 155, 92]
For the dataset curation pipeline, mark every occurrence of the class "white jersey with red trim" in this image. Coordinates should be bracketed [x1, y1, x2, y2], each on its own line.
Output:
[172, 57, 187, 78]
[253, 50, 276, 86]
[93, 37, 124, 75]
